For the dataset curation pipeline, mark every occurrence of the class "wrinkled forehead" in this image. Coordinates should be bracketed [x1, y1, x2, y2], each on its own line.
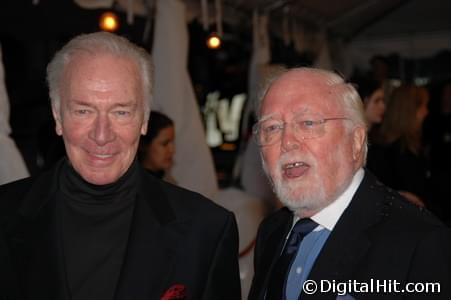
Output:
[260, 70, 344, 118]
[63, 52, 142, 92]
[65, 51, 139, 76]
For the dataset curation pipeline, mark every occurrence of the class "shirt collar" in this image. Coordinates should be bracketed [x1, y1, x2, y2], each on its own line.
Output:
[309, 168, 364, 231]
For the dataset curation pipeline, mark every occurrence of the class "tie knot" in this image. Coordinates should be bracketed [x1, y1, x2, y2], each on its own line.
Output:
[292, 218, 318, 235]
[285, 218, 317, 254]
[265, 219, 318, 299]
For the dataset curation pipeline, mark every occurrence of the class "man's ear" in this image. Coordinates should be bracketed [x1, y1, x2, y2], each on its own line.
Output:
[352, 126, 366, 161]
[52, 105, 63, 136]
[140, 120, 148, 135]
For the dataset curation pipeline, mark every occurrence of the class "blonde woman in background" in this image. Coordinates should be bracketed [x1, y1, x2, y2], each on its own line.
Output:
[369, 84, 429, 207]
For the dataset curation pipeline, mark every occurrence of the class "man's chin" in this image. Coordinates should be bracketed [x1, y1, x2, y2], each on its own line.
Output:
[79, 169, 121, 185]
[285, 202, 321, 218]
[275, 187, 327, 217]
[280, 197, 311, 211]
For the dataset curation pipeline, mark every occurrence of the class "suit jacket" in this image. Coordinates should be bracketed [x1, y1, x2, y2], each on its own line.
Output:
[248, 171, 451, 300]
[0, 160, 241, 300]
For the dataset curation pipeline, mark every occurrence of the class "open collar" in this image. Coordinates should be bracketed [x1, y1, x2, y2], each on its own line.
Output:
[304, 171, 389, 299]
[311, 168, 365, 231]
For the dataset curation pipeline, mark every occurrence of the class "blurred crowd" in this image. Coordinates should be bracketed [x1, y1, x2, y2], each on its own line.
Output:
[352, 56, 451, 224]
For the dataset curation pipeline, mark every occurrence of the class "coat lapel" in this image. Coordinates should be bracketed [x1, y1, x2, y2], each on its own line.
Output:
[304, 172, 388, 300]
[6, 163, 190, 299]
[5, 160, 71, 299]
[252, 208, 292, 299]
[114, 170, 188, 300]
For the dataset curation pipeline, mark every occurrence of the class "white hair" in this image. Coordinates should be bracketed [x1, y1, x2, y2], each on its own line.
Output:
[46, 31, 153, 121]
[257, 67, 368, 164]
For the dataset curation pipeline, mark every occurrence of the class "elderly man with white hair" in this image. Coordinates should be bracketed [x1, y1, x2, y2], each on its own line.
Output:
[0, 32, 240, 300]
[249, 67, 451, 300]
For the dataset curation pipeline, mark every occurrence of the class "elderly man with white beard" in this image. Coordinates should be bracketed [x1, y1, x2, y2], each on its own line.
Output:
[248, 67, 451, 300]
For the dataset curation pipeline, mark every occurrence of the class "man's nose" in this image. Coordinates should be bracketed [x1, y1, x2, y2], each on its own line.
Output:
[281, 123, 301, 152]
[89, 113, 115, 145]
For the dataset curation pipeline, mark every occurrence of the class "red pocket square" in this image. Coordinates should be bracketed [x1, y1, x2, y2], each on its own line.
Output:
[161, 284, 186, 300]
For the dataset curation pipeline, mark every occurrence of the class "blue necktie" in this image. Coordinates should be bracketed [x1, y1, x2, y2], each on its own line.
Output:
[265, 218, 318, 300]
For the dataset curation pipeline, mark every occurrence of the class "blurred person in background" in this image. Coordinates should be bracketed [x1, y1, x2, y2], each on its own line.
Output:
[138, 111, 176, 183]
[357, 78, 387, 180]
[357, 78, 385, 138]
[370, 84, 430, 207]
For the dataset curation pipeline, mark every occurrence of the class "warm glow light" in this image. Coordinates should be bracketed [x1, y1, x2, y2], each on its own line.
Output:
[207, 33, 222, 49]
[99, 12, 119, 32]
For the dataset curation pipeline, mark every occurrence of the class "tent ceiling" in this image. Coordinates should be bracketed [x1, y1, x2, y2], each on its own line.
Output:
[214, 0, 451, 41]
[1, 0, 450, 47]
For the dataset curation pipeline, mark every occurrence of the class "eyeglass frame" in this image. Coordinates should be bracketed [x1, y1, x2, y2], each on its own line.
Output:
[252, 115, 351, 146]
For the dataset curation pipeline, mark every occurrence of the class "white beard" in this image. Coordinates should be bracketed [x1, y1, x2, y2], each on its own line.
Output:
[272, 167, 328, 214]
[262, 148, 352, 216]
[261, 154, 328, 214]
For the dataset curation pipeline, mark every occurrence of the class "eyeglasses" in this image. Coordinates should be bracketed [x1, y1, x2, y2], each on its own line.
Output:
[252, 114, 350, 146]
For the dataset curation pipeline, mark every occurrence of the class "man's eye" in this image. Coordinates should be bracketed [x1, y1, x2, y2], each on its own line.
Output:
[75, 109, 90, 115]
[300, 120, 316, 128]
[263, 124, 281, 133]
[115, 111, 130, 116]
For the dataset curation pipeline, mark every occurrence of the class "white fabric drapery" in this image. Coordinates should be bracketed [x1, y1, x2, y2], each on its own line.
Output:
[237, 12, 278, 203]
[73, 0, 114, 9]
[0, 45, 29, 185]
[213, 187, 265, 299]
[151, 0, 218, 198]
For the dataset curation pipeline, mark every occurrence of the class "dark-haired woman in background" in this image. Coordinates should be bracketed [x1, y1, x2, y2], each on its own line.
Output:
[357, 78, 386, 182]
[358, 79, 385, 138]
[138, 111, 176, 183]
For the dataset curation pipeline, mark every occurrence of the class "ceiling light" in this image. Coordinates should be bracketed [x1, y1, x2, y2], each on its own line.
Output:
[207, 32, 222, 49]
[99, 11, 119, 32]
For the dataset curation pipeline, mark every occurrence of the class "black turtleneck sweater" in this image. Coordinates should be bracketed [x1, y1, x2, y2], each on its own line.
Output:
[58, 159, 139, 300]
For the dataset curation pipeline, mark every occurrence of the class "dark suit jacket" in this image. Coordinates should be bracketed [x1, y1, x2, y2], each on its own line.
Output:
[0, 161, 241, 300]
[248, 171, 451, 300]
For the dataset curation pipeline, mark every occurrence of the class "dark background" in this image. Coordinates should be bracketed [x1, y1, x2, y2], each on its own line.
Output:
[1, 0, 451, 186]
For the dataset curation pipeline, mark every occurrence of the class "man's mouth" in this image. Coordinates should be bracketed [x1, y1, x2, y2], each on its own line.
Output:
[282, 161, 310, 178]
[86, 149, 115, 160]
[92, 154, 113, 159]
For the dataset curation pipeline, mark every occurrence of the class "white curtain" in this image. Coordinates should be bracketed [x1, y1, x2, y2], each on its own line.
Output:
[227, 14, 281, 297]
[73, 0, 114, 9]
[237, 12, 278, 203]
[151, 0, 218, 198]
[0, 44, 29, 185]
[213, 187, 265, 299]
